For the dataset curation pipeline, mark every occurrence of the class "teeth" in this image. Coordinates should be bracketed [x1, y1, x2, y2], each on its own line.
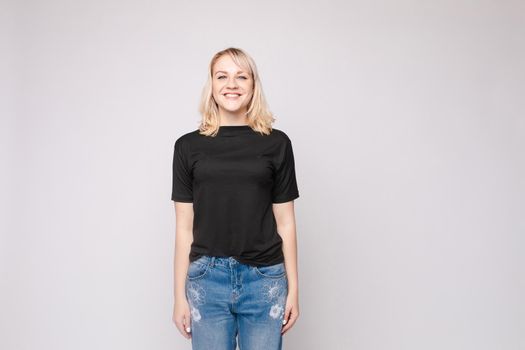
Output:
[225, 94, 240, 97]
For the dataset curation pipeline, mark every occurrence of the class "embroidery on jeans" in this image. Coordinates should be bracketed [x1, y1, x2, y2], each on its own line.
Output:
[186, 281, 206, 322]
[262, 280, 287, 319]
[190, 306, 202, 322]
[269, 303, 284, 319]
[262, 279, 284, 303]
[187, 281, 206, 305]
[269, 294, 287, 320]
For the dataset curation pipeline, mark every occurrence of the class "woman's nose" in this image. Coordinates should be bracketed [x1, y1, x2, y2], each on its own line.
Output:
[227, 78, 239, 88]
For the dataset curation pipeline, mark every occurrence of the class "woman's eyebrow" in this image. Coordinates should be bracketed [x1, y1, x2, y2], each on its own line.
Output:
[215, 70, 246, 75]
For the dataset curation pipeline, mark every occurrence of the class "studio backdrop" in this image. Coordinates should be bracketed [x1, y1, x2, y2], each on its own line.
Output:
[1, 0, 524, 349]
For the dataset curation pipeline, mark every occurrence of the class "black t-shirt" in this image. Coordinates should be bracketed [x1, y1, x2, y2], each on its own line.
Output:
[171, 125, 300, 267]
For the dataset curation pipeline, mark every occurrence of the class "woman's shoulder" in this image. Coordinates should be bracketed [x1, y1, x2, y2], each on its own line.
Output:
[174, 129, 201, 146]
[269, 127, 293, 144]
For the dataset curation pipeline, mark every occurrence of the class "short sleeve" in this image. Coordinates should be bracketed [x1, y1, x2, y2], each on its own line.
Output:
[171, 138, 193, 202]
[272, 137, 300, 203]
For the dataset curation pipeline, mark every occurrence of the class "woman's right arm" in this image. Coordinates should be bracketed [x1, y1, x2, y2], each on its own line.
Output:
[172, 201, 194, 338]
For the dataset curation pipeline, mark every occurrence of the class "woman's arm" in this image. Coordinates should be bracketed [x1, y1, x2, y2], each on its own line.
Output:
[172, 201, 194, 338]
[174, 202, 194, 299]
[273, 200, 300, 334]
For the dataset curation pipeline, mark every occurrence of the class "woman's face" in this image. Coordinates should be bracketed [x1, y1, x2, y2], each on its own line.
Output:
[212, 55, 254, 119]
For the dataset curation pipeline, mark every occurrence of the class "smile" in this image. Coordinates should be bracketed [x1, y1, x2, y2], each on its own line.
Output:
[224, 93, 241, 99]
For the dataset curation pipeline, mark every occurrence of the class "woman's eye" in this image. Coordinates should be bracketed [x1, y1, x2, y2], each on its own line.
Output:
[217, 75, 248, 80]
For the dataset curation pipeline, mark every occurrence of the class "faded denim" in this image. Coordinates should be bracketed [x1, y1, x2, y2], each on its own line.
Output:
[185, 255, 288, 350]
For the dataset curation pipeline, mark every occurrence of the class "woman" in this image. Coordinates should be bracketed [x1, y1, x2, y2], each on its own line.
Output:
[171, 47, 300, 350]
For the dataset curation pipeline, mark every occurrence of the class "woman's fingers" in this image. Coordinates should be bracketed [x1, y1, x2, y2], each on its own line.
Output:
[184, 313, 192, 338]
[281, 306, 299, 335]
[174, 312, 192, 339]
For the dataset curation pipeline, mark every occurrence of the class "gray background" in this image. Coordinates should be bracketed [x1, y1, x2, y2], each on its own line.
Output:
[2, 0, 524, 349]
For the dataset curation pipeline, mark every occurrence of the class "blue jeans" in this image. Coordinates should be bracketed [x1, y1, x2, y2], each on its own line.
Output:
[185, 255, 288, 350]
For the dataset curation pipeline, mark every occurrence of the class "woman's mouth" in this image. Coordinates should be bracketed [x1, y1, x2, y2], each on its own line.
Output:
[223, 93, 242, 100]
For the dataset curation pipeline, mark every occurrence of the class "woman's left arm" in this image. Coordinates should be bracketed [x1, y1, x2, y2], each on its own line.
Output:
[273, 200, 300, 335]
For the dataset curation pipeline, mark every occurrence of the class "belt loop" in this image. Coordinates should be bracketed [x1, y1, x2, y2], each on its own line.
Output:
[210, 256, 215, 268]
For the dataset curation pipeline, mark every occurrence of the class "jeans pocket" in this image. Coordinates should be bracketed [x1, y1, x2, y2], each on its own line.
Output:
[187, 258, 210, 280]
[254, 262, 286, 278]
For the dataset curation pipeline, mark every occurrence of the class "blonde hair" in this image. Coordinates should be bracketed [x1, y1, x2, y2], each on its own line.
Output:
[197, 47, 276, 136]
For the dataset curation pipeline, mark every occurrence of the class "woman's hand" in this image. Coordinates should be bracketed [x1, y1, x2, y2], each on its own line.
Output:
[172, 296, 192, 339]
[281, 291, 299, 335]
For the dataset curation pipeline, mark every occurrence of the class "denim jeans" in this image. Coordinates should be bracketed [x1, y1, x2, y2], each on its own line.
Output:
[185, 255, 288, 350]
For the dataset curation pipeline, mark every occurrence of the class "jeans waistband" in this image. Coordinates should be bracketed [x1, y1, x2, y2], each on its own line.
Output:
[198, 255, 240, 268]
